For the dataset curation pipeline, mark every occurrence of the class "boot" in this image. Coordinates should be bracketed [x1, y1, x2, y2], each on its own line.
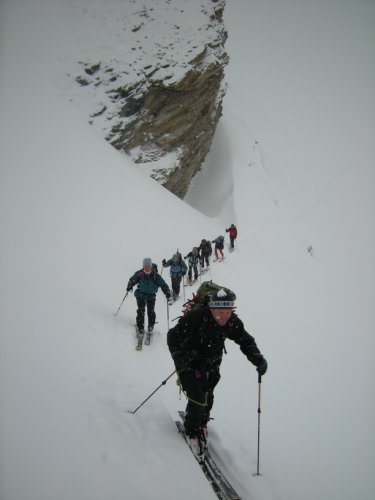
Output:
[186, 433, 205, 462]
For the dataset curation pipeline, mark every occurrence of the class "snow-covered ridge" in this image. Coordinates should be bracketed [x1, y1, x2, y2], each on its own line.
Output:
[59, 0, 228, 196]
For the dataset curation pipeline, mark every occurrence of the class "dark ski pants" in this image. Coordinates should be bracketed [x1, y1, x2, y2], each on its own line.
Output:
[171, 274, 183, 297]
[200, 254, 210, 268]
[179, 368, 221, 437]
[229, 237, 235, 249]
[188, 265, 198, 281]
[135, 295, 156, 331]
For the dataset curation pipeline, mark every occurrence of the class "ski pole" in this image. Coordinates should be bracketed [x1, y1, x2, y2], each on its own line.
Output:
[115, 291, 129, 316]
[129, 370, 176, 414]
[256, 373, 262, 476]
[167, 298, 170, 330]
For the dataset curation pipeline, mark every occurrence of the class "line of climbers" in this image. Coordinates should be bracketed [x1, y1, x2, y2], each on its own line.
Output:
[123, 222, 268, 455]
[126, 225, 238, 333]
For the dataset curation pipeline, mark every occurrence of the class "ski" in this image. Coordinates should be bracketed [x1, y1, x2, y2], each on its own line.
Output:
[135, 328, 144, 351]
[204, 452, 241, 500]
[175, 420, 225, 499]
[144, 329, 153, 345]
[184, 278, 199, 287]
[168, 296, 180, 306]
[176, 412, 241, 500]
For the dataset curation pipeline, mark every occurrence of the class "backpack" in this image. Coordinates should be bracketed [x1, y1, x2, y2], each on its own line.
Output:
[182, 280, 236, 315]
[172, 253, 181, 266]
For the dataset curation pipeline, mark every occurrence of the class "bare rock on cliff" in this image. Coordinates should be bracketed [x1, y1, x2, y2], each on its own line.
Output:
[65, 0, 228, 198]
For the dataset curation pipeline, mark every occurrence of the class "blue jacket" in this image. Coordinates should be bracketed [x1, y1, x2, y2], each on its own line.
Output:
[128, 269, 170, 300]
[163, 254, 187, 277]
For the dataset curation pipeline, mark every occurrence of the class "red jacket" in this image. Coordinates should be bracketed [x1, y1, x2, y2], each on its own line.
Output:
[226, 226, 237, 239]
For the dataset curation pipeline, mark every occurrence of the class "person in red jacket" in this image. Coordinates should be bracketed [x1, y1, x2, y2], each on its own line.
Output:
[226, 224, 237, 251]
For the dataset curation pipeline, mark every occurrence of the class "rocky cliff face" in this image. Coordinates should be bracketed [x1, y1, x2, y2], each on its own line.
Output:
[66, 0, 228, 198]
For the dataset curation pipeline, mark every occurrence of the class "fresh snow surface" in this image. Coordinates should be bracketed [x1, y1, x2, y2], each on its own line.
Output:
[1, 1, 374, 500]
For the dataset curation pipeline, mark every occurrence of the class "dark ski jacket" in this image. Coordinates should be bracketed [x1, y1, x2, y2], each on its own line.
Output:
[198, 241, 212, 256]
[212, 236, 224, 250]
[167, 307, 265, 373]
[128, 268, 170, 300]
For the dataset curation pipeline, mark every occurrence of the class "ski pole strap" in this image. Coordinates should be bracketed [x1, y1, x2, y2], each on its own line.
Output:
[176, 376, 208, 407]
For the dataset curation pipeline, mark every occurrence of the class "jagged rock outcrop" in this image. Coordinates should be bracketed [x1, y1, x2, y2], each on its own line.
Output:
[69, 0, 228, 198]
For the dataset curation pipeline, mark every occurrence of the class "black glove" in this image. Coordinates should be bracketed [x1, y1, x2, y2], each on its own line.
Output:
[166, 291, 171, 299]
[257, 359, 267, 376]
[162, 259, 166, 266]
[126, 283, 133, 292]
[253, 354, 268, 376]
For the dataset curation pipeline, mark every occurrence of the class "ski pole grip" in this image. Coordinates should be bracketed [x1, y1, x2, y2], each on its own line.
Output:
[258, 373, 262, 384]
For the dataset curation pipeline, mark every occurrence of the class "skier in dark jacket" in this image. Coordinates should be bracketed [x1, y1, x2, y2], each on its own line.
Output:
[184, 247, 200, 284]
[162, 251, 187, 300]
[127, 258, 171, 334]
[225, 224, 237, 251]
[167, 288, 267, 451]
[198, 239, 212, 270]
[212, 235, 225, 261]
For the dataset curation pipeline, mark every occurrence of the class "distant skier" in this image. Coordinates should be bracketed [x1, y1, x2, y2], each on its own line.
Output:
[127, 258, 171, 335]
[198, 239, 212, 270]
[184, 247, 200, 284]
[167, 287, 267, 457]
[226, 224, 237, 251]
[162, 251, 187, 301]
[212, 235, 225, 261]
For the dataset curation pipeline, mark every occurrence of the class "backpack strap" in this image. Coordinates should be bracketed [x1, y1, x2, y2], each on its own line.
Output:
[137, 269, 157, 282]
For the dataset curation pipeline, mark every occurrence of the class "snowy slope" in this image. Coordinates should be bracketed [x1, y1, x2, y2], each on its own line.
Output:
[1, 1, 375, 500]
[186, 2, 375, 500]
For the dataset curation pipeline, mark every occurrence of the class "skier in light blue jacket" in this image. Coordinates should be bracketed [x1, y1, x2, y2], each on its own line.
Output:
[162, 251, 187, 300]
